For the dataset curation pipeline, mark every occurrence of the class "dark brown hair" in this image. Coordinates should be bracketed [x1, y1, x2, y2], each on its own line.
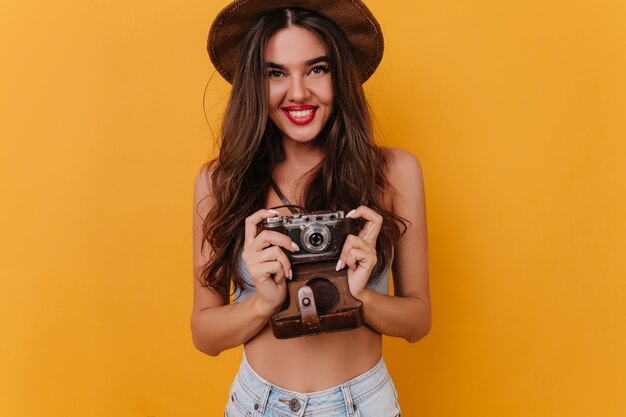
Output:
[198, 8, 408, 298]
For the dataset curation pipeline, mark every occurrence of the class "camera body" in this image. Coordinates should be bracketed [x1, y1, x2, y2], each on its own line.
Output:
[258, 210, 365, 339]
[258, 211, 360, 264]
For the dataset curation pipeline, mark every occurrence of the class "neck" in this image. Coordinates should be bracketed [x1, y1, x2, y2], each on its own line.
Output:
[279, 137, 324, 174]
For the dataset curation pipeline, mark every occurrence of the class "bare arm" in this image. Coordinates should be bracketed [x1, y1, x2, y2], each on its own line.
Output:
[190, 164, 293, 356]
[347, 149, 431, 342]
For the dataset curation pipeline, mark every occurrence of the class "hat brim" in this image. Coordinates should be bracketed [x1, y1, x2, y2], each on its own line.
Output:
[208, 0, 384, 84]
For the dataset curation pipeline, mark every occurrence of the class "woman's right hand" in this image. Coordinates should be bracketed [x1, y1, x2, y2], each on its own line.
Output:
[241, 209, 300, 315]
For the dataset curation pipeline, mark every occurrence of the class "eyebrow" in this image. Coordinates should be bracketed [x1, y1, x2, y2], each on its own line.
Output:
[265, 56, 330, 70]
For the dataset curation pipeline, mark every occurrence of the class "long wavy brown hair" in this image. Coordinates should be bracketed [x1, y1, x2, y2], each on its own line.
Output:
[197, 8, 409, 298]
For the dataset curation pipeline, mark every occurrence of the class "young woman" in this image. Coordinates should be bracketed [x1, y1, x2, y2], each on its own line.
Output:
[192, 1, 430, 415]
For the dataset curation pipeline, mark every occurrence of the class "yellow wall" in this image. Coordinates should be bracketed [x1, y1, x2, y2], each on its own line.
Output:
[1, 0, 625, 416]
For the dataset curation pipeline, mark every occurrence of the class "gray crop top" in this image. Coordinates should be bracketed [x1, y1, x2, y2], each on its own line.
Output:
[233, 250, 393, 302]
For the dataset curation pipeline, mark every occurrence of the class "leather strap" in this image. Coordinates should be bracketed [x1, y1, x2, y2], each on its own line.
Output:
[298, 285, 321, 334]
[269, 178, 299, 214]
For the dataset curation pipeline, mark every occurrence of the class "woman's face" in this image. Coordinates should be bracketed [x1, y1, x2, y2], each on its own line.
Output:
[264, 25, 334, 144]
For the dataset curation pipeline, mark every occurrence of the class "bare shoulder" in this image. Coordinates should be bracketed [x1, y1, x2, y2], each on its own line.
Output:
[194, 160, 219, 220]
[194, 159, 218, 195]
[386, 147, 422, 171]
[383, 147, 424, 200]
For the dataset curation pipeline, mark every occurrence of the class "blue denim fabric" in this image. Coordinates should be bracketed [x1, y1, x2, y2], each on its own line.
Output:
[225, 352, 401, 417]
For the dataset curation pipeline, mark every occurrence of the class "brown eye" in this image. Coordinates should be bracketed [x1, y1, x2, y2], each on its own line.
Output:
[267, 69, 284, 78]
[309, 65, 329, 75]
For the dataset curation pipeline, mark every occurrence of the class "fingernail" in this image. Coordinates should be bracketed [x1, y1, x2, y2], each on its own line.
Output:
[291, 242, 300, 251]
[268, 209, 280, 215]
[289, 269, 293, 280]
[346, 209, 356, 218]
[335, 259, 343, 271]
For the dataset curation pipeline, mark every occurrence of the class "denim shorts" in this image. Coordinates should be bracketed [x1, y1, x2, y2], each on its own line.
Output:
[224, 352, 401, 417]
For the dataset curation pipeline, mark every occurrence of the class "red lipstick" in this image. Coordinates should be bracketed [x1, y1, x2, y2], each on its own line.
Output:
[281, 105, 318, 125]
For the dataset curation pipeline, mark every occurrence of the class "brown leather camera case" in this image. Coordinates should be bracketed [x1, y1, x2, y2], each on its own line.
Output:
[270, 261, 364, 339]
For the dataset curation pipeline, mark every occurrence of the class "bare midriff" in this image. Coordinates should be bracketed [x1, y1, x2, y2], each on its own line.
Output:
[244, 324, 382, 392]
[244, 190, 385, 392]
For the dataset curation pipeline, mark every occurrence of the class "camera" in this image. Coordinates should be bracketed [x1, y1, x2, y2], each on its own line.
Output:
[257, 210, 365, 339]
[257, 211, 361, 264]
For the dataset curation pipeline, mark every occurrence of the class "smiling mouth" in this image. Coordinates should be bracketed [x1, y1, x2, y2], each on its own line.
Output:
[282, 107, 318, 125]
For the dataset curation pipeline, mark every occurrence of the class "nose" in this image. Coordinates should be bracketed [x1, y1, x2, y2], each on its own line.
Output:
[286, 75, 309, 102]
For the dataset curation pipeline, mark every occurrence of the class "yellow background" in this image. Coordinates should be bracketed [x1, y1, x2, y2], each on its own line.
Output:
[1, 0, 625, 416]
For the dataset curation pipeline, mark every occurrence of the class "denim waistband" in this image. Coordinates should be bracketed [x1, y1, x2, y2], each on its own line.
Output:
[234, 351, 392, 416]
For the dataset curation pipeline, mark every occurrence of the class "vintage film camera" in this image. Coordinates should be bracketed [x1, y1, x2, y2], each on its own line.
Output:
[258, 211, 365, 339]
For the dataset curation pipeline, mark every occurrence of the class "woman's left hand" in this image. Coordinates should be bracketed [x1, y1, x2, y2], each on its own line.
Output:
[336, 205, 383, 300]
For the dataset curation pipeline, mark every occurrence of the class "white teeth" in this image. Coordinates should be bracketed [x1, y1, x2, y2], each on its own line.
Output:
[288, 109, 314, 118]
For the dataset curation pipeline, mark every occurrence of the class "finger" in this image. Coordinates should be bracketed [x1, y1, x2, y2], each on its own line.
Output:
[346, 206, 383, 245]
[257, 246, 292, 280]
[274, 271, 287, 284]
[338, 234, 366, 262]
[344, 250, 357, 271]
[244, 209, 280, 247]
[249, 257, 280, 278]
[336, 234, 352, 271]
[336, 234, 360, 271]
[340, 234, 376, 271]
[272, 263, 286, 284]
[250, 230, 300, 253]
[344, 248, 375, 272]
[260, 261, 284, 280]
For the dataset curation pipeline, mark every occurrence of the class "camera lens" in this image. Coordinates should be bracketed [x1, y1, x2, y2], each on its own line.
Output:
[309, 232, 324, 247]
[301, 224, 331, 253]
